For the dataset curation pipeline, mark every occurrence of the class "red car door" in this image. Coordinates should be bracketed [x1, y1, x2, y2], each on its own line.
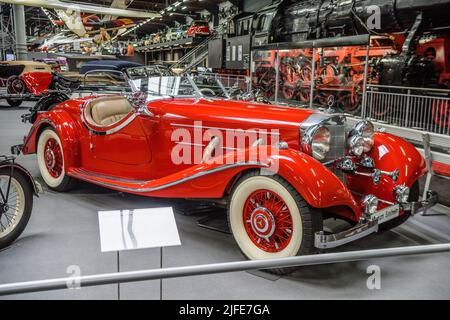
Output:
[91, 117, 152, 166]
[81, 96, 152, 166]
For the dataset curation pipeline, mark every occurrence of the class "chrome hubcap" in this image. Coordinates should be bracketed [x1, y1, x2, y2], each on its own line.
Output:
[45, 149, 56, 170]
[249, 206, 276, 239]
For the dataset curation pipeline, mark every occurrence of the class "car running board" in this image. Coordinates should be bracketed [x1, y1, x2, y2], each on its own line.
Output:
[67, 161, 266, 196]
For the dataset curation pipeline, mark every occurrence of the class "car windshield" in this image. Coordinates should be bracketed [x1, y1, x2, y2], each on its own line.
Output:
[130, 76, 200, 98]
[127, 66, 172, 78]
[128, 75, 230, 100]
[190, 73, 230, 98]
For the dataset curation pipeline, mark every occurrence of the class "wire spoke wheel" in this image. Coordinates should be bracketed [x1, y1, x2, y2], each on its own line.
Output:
[7, 76, 27, 95]
[44, 138, 63, 179]
[243, 189, 293, 253]
[0, 175, 26, 240]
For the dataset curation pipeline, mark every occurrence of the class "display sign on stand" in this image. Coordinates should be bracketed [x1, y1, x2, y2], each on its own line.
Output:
[98, 207, 181, 300]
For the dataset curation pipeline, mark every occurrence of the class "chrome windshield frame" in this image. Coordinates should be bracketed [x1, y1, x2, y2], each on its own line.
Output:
[127, 75, 204, 99]
[186, 72, 231, 99]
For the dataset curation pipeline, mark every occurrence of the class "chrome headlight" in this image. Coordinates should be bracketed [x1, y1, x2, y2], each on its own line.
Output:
[349, 120, 374, 154]
[348, 135, 365, 156]
[302, 125, 331, 161]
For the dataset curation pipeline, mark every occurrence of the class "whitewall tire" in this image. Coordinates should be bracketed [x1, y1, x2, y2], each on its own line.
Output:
[228, 171, 322, 274]
[37, 128, 76, 191]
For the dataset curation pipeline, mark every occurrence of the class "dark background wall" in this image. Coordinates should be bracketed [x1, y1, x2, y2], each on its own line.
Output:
[243, 0, 272, 12]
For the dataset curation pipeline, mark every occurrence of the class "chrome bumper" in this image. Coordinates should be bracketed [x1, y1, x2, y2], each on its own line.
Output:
[401, 191, 439, 215]
[315, 191, 439, 249]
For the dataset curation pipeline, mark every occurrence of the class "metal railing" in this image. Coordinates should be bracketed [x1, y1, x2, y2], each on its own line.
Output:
[362, 84, 450, 136]
[170, 25, 225, 72]
[0, 243, 449, 296]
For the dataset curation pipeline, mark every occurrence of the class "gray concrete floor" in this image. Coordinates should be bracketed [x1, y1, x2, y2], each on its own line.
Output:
[1, 101, 450, 300]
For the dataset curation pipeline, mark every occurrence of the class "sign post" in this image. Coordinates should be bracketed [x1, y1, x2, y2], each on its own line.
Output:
[98, 207, 181, 300]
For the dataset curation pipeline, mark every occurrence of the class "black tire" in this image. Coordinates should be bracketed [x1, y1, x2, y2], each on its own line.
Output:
[227, 170, 322, 275]
[0, 168, 33, 249]
[6, 99, 23, 108]
[378, 181, 420, 232]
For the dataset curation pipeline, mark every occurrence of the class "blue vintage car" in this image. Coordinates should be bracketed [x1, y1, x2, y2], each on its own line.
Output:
[79, 60, 142, 74]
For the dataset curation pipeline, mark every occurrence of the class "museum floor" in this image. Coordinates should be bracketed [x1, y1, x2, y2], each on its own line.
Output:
[1, 101, 450, 300]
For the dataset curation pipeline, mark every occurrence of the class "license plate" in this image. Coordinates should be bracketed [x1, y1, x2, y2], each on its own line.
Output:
[373, 204, 400, 224]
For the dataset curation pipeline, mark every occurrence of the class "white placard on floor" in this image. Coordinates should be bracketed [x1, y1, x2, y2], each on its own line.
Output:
[98, 207, 181, 253]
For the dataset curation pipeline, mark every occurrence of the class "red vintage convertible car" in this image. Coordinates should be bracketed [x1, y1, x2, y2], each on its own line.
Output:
[0, 61, 53, 107]
[17, 74, 437, 273]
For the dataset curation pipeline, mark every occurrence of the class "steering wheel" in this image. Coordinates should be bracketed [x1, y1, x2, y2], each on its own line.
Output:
[200, 88, 216, 97]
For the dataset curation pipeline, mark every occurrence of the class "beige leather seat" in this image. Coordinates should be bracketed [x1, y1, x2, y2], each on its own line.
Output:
[86, 96, 133, 127]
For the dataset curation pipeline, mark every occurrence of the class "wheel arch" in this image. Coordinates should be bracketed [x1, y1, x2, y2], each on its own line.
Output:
[22, 111, 82, 170]
[221, 148, 362, 220]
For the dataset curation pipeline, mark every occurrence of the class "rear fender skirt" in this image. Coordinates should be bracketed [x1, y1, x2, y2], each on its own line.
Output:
[346, 132, 427, 203]
[22, 110, 81, 169]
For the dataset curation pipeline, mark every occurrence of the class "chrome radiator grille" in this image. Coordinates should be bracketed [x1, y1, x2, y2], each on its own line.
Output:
[325, 123, 346, 182]
[324, 123, 346, 163]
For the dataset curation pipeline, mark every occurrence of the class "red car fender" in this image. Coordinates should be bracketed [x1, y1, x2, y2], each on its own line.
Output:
[21, 72, 53, 95]
[22, 110, 81, 169]
[273, 148, 361, 216]
[346, 132, 427, 203]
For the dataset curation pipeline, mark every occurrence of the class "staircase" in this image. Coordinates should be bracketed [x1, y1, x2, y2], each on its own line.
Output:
[171, 25, 225, 73]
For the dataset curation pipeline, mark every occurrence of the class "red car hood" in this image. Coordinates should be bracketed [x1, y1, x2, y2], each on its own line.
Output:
[149, 98, 317, 130]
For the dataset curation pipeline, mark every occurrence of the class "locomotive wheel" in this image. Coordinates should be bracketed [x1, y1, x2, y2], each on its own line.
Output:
[296, 62, 313, 103]
[336, 80, 363, 115]
[298, 87, 311, 103]
[37, 128, 77, 191]
[432, 99, 450, 131]
[228, 171, 322, 275]
[281, 83, 297, 100]
[320, 64, 339, 86]
[348, 80, 363, 115]
[260, 69, 276, 98]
